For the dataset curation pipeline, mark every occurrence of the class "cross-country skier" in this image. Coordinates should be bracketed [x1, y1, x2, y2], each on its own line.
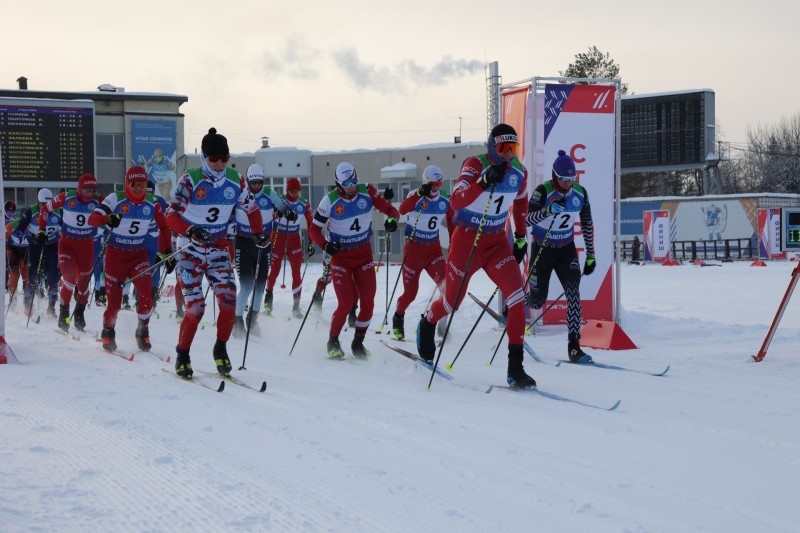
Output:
[391, 165, 454, 340]
[39, 174, 99, 333]
[88, 166, 171, 352]
[165, 128, 270, 378]
[232, 164, 297, 339]
[525, 149, 596, 363]
[265, 177, 314, 319]
[15, 189, 61, 319]
[415, 124, 535, 388]
[308, 162, 399, 358]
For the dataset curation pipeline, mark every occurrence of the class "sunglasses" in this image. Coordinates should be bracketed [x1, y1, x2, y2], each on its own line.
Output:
[496, 142, 519, 155]
[340, 177, 358, 188]
[206, 154, 231, 163]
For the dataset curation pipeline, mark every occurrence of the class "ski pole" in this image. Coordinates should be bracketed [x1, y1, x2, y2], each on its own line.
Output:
[382, 232, 390, 329]
[240, 242, 265, 370]
[122, 243, 188, 288]
[377, 206, 423, 334]
[375, 235, 385, 273]
[25, 244, 47, 329]
[447, 287, 499, 370]
[427, 185, 495, 389]
[289, 254, 332, 356]
[280, 218, 289, 289]
[488, 327, 506, 366]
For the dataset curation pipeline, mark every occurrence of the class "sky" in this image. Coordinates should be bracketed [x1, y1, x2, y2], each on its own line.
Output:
[3, 1, 800, 154]
[2, 259, 800, 531]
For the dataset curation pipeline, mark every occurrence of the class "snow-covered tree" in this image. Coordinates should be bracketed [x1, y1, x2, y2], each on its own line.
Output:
[559, 46, 629, 95]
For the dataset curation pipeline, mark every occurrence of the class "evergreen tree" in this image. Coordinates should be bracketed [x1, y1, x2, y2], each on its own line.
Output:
[559, 46, 629, 95]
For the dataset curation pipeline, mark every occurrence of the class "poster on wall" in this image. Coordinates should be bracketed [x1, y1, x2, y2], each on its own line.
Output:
[757, 208, 786, 260]
[131, 120, 177, 202]
[643, 210, 672, 263]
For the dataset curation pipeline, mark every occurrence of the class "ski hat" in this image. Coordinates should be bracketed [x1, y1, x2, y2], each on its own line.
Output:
[487, 123, 518, 163]
[38, 188, 53, 204]
[287, 177, 301, 191]
[77, 173, 97, 202]
[246, 163, 265, 183]
[552, 150, 577, 181]
[422, 165, 444, 183]
[124, 165, 148, 203]
[5, 200, 16, 213]
[201, 127, 229, 156]
[334, 162, 358, 186]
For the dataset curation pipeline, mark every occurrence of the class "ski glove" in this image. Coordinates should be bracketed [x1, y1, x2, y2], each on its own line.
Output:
[106, 213, 122, 228]
[307, 242, 316, 258]
[186, 225, 211, 244]
[254, 233, 271, 249]
[512, 234, 527, 264]
[547, 199, 566, 216]
[478, 162, 507, 189]
[164, 255, 177, 274]
[417, 182, 432, 197]
[324, 241, 341, 256]
[383, 186, 395, 201]
[282, 209, 298, 222]
[35, 230, 47, 245]
[583, 255, 596, 276]
[384, 217, 398, 232]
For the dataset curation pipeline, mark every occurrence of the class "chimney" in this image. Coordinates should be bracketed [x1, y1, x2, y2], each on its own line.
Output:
[261, 137, 270, 148]
[17, 76, 28, 90]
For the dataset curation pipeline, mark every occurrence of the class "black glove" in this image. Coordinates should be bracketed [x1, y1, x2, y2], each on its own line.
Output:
[36, 230, 47, 245]
[307, 242, 316, 258]
[546, 198, 566, 216]
[324, 241, 341, 256]
[284, 209, 298, 222]
[186, 225, 210, 244]
[158, 252, 177, 274]
[254, 233, 271, 249]
[417, 183, 432, 197]
[512, 234, 527, 264]
[274, 210, 284, 219]
[583, 255, 596, 276]
[383, 186, 394, 201]
[106, 213, 122, 228]
[384, 217, 398, 232]
[478, 162, 507, 189]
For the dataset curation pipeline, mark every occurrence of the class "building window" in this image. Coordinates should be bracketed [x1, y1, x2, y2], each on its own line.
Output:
[96, 133, 124, 159]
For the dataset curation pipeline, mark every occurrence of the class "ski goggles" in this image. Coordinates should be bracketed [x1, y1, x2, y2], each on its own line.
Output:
[206, 154, 231, 163]
[340, 176, 358, 188]
[495, 141, 519, 155]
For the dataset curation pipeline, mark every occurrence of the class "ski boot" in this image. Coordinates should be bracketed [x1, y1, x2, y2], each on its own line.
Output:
[263, 290, 273, 315]
[213, 339, 232, 374]
[392, 312, 405, 341]
[506, 344, 536, 388]
[175, 348, 193, 378]
[348, 305, 358, 328]
[101, 326, 117, 352]
[327, 336, 344, 359]
[247, 310, 262, 337]
[232, 315, 246, 339]
[135, 319, 151, 351]
[122, 295, 131, 310]
[568, 334, 593, 364]
[351, 328, 370, 359]
[57, 305, 70, 332]
[416, 314, 437, 363]
[73, 303, 87, 332]
[292, 296, 303, 319]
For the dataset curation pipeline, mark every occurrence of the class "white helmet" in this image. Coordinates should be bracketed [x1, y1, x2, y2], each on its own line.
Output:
[423, 165, 444, 183]
[38, 188, 53, 203]
[246, 163, 265, 183]
[334, 162, 357, 186]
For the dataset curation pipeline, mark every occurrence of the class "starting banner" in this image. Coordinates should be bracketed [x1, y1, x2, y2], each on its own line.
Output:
[757, 208, 786, 260]
[643, 210, 672, 263]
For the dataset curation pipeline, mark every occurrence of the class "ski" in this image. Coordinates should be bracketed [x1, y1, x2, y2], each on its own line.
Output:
[380, 340, 454, 381]
[202, 371, 267, 393]
[559, 360, 670, 377]
[54, 327, 81, 342]
[466, 292, 554, 365]
[96, 345, 135, 361]
[485, 384, 621, 411]
[139, 350, 171, 363]
[161, 368, 224, 392]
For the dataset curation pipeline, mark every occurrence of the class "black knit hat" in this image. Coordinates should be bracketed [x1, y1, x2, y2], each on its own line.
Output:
[201, 127, 229, 156]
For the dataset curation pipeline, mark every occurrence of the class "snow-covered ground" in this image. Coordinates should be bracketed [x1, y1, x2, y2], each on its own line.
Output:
[2, 259, 800, 532]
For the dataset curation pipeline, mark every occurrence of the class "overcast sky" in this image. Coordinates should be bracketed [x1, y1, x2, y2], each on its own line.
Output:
[3, 0, 798, 155]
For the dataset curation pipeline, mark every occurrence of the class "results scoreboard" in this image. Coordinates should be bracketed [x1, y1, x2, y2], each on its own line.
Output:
[0, 99, 95, 182]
